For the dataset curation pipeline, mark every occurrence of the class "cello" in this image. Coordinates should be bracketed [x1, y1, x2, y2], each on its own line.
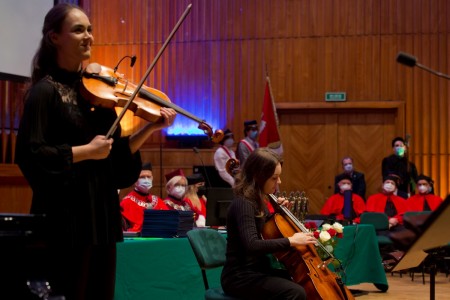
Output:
[262, 194, 355, 300]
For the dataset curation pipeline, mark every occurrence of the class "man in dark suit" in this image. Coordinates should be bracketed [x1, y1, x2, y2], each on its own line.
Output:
[334, 156, 366, 200]
[382, 136, 418, 197]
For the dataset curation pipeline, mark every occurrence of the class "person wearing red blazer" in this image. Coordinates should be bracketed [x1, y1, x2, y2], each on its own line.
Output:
[366, 175, 408, 233]
[321, 174, 366, 224]
[406, 174, 443, 212]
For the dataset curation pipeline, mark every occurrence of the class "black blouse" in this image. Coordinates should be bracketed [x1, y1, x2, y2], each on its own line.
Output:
[15, 67, 141, 246]
[222, 196, 290, 278]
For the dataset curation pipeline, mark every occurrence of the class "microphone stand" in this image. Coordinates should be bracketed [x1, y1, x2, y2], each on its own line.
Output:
[397, 52, 450, 80]
[404, 134, 411, 197]
[193, 147, 212, 188]
[414, 62, 450, 80]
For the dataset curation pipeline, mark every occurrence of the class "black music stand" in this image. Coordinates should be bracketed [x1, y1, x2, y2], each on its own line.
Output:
[390, 195, 450, 300]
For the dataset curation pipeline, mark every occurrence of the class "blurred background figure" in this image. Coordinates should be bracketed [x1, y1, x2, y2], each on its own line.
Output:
[366, 175, 407, 235]
[322, 174, 366, 224]
[214, 129, 237, 187]
[334, 156, 366, 200]
[121, 163, 168, 232]
[406, 174, 443, 212]
[164, 169, 191, 211]
[236, 120, 259, 167]
[185, 173, 207, 227]
[382, 137, 418, 197]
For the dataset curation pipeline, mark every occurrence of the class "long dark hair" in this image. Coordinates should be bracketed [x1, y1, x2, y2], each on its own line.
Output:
[234, 148, 282, 214]
[30, 3, 83, 85]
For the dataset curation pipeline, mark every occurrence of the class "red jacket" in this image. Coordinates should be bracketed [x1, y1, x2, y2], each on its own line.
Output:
[366, 193, 407, 224]
[121, 190, 168, 232]
[184, 196, 207, 221]
[406, 194, 443, 212]
[320, 193, 366, 223]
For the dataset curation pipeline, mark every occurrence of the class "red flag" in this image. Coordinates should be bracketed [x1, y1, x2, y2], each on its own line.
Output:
[259, 78, 283, 155]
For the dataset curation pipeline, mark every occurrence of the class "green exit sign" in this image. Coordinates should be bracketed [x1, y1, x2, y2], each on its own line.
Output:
[325, 92, 346, 101]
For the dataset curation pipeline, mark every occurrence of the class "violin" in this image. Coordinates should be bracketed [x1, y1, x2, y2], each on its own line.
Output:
[262, 194, 354, 300]
[80, 62, 223, 142]
[79, 3, 223, 143]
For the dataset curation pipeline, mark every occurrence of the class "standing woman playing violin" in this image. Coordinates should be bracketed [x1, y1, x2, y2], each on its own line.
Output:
[15, 4, 176, 300]
[221, 148, 316, 300]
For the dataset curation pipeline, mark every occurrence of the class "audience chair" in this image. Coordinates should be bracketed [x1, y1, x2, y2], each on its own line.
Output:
[360, 212, 394, 254]
[186, 229, 240, 300]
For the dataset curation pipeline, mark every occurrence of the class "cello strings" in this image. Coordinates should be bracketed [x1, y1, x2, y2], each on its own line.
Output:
[268, 194, 335, 258]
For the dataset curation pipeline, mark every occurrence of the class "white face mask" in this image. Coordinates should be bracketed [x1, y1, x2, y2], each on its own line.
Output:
[418, 184, 429, 194]
[136, 178, 152, 194]
[383, 183, 396, 193]
[170, 186, 186, 199]
[340, 183, 352, 192]
[343, 164, 353, 172]
[224, 138, 234, 148]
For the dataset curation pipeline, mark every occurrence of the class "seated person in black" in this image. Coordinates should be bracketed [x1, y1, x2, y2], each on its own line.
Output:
[334, 156, 366, 200]
[323, 174, 366, 224]
[221, 148, 316, 300]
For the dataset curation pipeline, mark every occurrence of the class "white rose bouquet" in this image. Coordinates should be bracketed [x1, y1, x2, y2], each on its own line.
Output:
[304, 221, 344, 261]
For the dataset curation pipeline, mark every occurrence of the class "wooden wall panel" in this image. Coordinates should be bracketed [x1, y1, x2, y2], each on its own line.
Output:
[278, 106, 400, 213]
[1, 0, 449, 213]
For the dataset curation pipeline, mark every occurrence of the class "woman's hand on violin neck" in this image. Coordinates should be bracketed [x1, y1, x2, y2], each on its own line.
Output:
[288, 232, 317, 247]
[129, 107, 177, 154]
[72, 135, 113, 163]
[155, 107, 177, 131]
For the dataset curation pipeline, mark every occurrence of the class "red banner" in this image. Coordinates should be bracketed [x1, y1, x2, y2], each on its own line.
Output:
[259, 79, 283, 155]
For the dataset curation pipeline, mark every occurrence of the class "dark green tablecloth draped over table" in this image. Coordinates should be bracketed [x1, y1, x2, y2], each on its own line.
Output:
[115, 237, 218, 300]
[114, 224, 387, 299]
[331, 224, 388, 288]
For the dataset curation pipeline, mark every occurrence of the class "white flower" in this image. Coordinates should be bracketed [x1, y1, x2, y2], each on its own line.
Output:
[319, 230, 331, 242]
[322, 223, 332, 231]
[325, 244, 334, 253]
[332, 222, 344, 233]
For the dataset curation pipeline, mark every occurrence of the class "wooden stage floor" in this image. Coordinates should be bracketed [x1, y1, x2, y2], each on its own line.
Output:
[349, 271, 449, 299]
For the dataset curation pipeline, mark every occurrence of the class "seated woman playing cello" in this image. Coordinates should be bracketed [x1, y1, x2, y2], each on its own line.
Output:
[221, 148, 316, 300]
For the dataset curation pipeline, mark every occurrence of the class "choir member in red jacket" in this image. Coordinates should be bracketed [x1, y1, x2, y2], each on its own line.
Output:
[321, 175, 366, 224]
[121, 163, 169, 232]
[164, 168, 191, 211]
[184, 173, 208, 227]
[406, 175, 443, 212]
[366, 175, 407, 233]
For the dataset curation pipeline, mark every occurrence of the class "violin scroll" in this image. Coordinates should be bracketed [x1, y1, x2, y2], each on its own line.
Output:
[211, 129, 224, 143]
[197, 121, 214, 138]
[226, 158, 240, 176]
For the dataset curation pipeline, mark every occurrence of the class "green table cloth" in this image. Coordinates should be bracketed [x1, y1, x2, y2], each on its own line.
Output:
[115, 224, 387, 299]
[331, 224, 388, 289]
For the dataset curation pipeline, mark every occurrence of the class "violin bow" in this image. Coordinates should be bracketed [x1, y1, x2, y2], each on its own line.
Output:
[105, 3, 193, 139]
